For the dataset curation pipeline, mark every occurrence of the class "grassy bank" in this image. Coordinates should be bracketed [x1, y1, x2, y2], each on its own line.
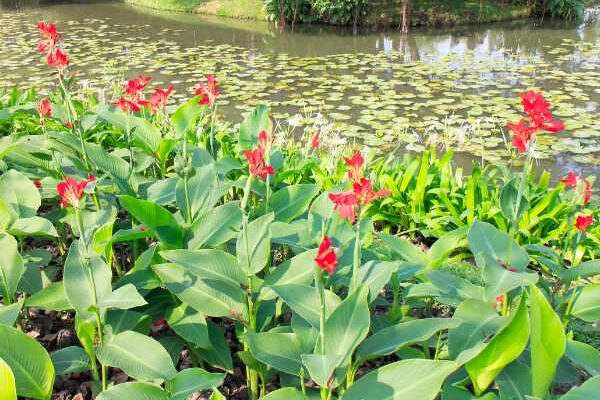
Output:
[125, 0, 266, 18]
[123, 0, 531, 25]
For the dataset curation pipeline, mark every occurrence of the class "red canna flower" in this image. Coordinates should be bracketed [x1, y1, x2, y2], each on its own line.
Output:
[315, 236, 337, 276]
[508, 91, 564, 154]
[258, 130, 271, 150]
[561, 171, 579, 189]
[125, 76, 152, 99]
[311, 132, 320, 149]
[561, 172, 592, 206]
[575, 215, 593, 232]
[151, 318, 168, 332]
[329, 191, 358, 223]
[36, 98, 52, 119]
[495, 294, 505, 309]
[196, 74, 219, 107]
[353, 178, 391, 205]
[64, 121, 74, 129]
[113, 98, 141, 113]
[36, 22, 60, 55]
[344, 152, 364, 181]
[243, 147, 275, 181]
[34, 180, 42, 189]
[37, 22, 60, 42]
[507, 119, 535, 154]
[140, 85, 174, 113]
[46, 49, 69, 69]
[56, 177, 90, 208]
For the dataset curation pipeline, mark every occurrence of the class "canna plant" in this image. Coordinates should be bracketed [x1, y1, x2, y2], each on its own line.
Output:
[0, 20, 599, 400]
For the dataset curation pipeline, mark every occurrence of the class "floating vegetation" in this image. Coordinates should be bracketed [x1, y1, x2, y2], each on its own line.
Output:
[1, 11, 600, 165]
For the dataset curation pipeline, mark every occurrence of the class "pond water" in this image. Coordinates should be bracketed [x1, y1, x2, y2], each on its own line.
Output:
[1, 1, 600, 176]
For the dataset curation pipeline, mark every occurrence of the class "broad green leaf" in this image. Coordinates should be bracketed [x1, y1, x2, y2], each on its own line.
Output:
[105, 309, 147, 335]
[342, 359, 458, 400]
[9, 217, 58, 237]
[119, 195, 184, 249]
[166, 303, 210, 348]
[270, 184, 319, 223]
[570, 284, 600, 322]
[559, 375, 600, 399]
[239, 104, 270, 149]
[210, 389, 227, 400]
[188, 202, 242, 249]
[171, 95, 205, 138]
[497, 361, 531, 400]
[380, 233, 427, 264]
[427, 227, 467, 268]
[193, 320, 233, 372]
[97, 330, 177, 382]
[176, 165, 217, 223]
[261, 387, 308, 400]
[153, 263, 245, 320]
[86, 142, 134, 195]
[237, 212, 274, 275]
[147, 178, 177, 205]
[566, 340, 600, 376]
[0, 324, 54, 400]
[427, 270, 485, 305]
[466, 295, 530, 395]
[259, 249, 317, 301]
[166, 368, 225, 400]
[0, 357, 16, 400]
[25, 282, 72, 311]
[448, 299, 505, 359]
[561, 260, 600, 282]
[301, 353, 339, 387]
[358, 260, 401, 303]
[481, 255, 538, 301]
[63, 240, 112, 321]
[500, 179, 529, 222]
[270, 284, 341, 329]
[245, 332, 303, 376]
[0, 170, 40, 218]
[97, 284, 147, 310]
[530, 285, 565, 397]
[468, 221, 529, 271]
[50, 346, 89, 375]
[357, 318, 461, 361]
[319, 285, 370, 367]
[0, 300, 23, 326]
[161, 249, 245, 286]
[0, 233, 24, 303]
[96, 382, 169, 400]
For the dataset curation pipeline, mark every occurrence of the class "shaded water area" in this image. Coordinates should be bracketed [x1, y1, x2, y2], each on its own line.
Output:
[1, 1, 600, 176]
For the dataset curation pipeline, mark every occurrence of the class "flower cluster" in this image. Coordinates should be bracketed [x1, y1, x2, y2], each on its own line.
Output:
[37, 22, 69, 70]
[195, 74, 219, 107]
[243, 131, 275, 181]
[113, 75, 174, 114]
[507, 91, 565, 153]
[328, 152, 391, 223]
[561, 171, 594, 232]
[36, 98, 52, 123]
[56, 175, 95, 209]
[315, 236, 338, 276]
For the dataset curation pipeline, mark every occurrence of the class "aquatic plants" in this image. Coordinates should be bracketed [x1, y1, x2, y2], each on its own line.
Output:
[0, 21, 599, 400]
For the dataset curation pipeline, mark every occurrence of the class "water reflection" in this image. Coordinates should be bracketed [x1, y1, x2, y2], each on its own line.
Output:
[0, 1, 599, 176]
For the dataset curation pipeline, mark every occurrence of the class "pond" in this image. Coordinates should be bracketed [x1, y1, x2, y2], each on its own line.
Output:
[1, 1, 600, 176]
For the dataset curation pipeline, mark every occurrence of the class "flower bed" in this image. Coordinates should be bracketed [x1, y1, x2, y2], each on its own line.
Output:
[0, 22, 599, 400]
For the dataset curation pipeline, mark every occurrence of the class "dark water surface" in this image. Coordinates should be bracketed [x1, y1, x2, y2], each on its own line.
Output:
[1, 1, 600, 176]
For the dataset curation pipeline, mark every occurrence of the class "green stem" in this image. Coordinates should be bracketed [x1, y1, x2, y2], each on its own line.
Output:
[350, 213, 362, 293]
[75, 209, 107, 391]
[58, 73, 90, 170]
[315, 266, 327, 354]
